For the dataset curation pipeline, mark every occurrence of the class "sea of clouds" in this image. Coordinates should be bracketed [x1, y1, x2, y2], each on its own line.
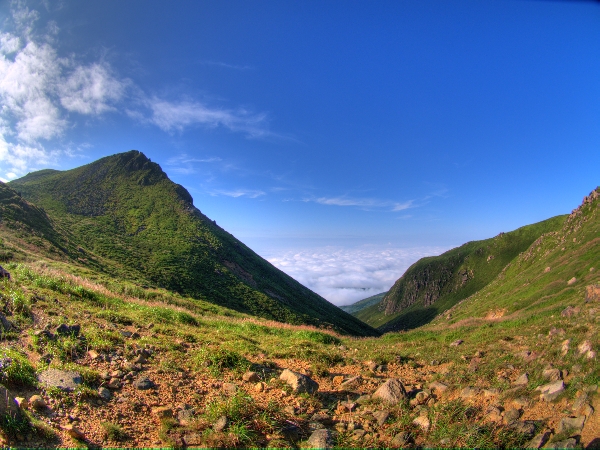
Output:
[266, 246, 447, 306]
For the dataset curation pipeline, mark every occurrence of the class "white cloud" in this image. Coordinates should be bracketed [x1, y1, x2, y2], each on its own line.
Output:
[60, 63, 126, 115]
[145, 97, 270, 138]
[213, 188, 266, 199]
[309, 196, 414, 212]
[266, 245, 447, 306]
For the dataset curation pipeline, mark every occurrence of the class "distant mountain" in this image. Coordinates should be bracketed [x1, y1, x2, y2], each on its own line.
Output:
[354, 214, 566, 332]
[340, 292, 386, 315]
[7, 151, 379, 337]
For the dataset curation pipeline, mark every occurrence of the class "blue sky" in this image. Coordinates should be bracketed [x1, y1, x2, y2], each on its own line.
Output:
[0, 0, 598, 305]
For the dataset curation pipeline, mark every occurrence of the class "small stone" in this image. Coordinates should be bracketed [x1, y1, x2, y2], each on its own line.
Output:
[255, 381, 266, 392]
[412, 415, 430, 431]
[503, 408, 521, 424]
[98, 387, 111, 401]
[63, 424, 85, 440]
[513, 373, 529, 386]
[332, 375, 344, 386]
[557, 416, 585, 434]
[543, 368, 562, 381]
[561, 306, 580, 317]
[429, 381, 448, 393]
[213, 415, 228, 432]
[134, 377, 155, 390]
[511, 421, 536, 438]
[450, 339, 463, 347]
[307, 429, 333, 449]
[567, 277, 577, 285]
[87, 350, 100, 360]
[525, 431, 550, 449]
[578, 340, 593, 355]
[391, 431, 412, 447]
[545, 438, 577, 449]
[544, 267, 551, 273]
[372, 379, 407, 405]
[537, 380, 565, 402]
[340, 375, 362, 390]
[367, 361, 378, 371]
[279, 369, 319, 394]
[242, 371, 259, 382]
[460, 387, 481, 399]
[177, 407, 195, 425]
[133, 354, 147, 364]
[372, 410, 390, 426]
[152, 406, 173, 419]
[352, 429, 366, 440]
[29, 395, 46, 409]
[107, 378, 122, 389]
[222, 383, 238, 396]
[485, 406, 502, 422]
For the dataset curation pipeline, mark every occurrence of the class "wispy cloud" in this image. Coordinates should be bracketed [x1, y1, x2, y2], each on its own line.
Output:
[201, 60, 254, 71]
[212, 188, 266, 199]
[165, 153, 222, 174]
[266, 245, 447, 305]
[307, 196, 415, 212]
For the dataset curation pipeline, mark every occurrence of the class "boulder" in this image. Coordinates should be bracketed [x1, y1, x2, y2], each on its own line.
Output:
[557, 416, 585, 435]
[372, 379, 407, 405]
[525, 431, 550, 449]
[279, 369, 319, 394]
[306, 429, 333, 449]
[134, 376, 155, 390]
[242, 371, 259, 382]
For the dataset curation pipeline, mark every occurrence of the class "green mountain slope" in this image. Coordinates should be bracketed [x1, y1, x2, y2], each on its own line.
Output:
[440, 187, 599, 325]
[8, 151, 378, 337]
[340, 292, 386, 315]
[355, 214, 566, 332]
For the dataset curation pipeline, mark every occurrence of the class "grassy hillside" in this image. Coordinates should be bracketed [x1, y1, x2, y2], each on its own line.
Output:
[355, 215, 566, 331]
[8, 151, 378, 337]
[340, 292, 386, 315]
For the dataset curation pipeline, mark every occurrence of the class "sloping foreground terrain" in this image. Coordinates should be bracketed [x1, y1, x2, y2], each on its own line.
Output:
[354, 214, 566, 332]
[0, 186, 594, 448]
[6, 151, 377, 338]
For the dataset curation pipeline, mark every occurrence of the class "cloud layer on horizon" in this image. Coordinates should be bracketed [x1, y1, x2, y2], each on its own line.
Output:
[266, 245, 446, 306]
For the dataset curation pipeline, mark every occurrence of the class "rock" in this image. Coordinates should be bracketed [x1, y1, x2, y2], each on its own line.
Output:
[38, 369, 82, 391]
[279, 369, 319, 394]
[356, 394, 371, 404]
[133, 354, 147, 364]
[561, 339, 571, 356]
[213, 415, 228, 432]
[544, 267, 551, 273]
[55, 323, 80, 336]
[537, 380, 565, 402]
[332, 375, 344, 385]
[152, 406, 173, 419]
[513, 373, 529, 386]
[450, 339, 463, 347]
[87, 350, 100, 360]
[340, 375, 362, 390]
[183, 433, 203, 447]
[107, 378, 121, 389]
[544, 438, 577, 449]
[311, 412, 333, 424]
[390, 431, 412, 447]
[412, 415, 430, 431]
[352, 429, 366, 440]
[543, 368, 562, 382]
[372, 410, 390, 426]
[98, 387, 111, 401]
[572, 392, 588, 412]
[63, 424, 85, 440]
[177, 407, 195, 425]
[525, 431, 550, 449]
[561, 306, 580, 317]
[585, 284, 600, 302]
[372, 379, 407, 405]
[557, 416, 585, 434]
[242, 371, 259, 382]
[485, 406, 502, 422]
[548, 327, 565, 337]
[510, 421, 536, 438]
[460, 387, 481, 399]
[503, 408, 522, 424]
[567, 277, 577, 285]
[134, 377, 155, 390]
[429, 381, 448, 393]
[415, 390, 430, 403]
[29, 394, 46, 409]
[222, 383, 238, 396]
[578, 340, 592, 355]
[254, 381, 266, 392]
[307, 429, 333, 449]
[483, 388, 499, 398]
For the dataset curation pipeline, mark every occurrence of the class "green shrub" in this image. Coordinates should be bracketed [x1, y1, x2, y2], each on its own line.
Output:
[194, 348, 250, 377]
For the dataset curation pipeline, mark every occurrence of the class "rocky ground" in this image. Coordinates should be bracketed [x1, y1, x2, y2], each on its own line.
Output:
[0, 315, 597, 449]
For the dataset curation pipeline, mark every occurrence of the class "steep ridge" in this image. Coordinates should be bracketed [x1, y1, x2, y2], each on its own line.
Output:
[354, 215, 566, 331]
[8, 151, 378, 337]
